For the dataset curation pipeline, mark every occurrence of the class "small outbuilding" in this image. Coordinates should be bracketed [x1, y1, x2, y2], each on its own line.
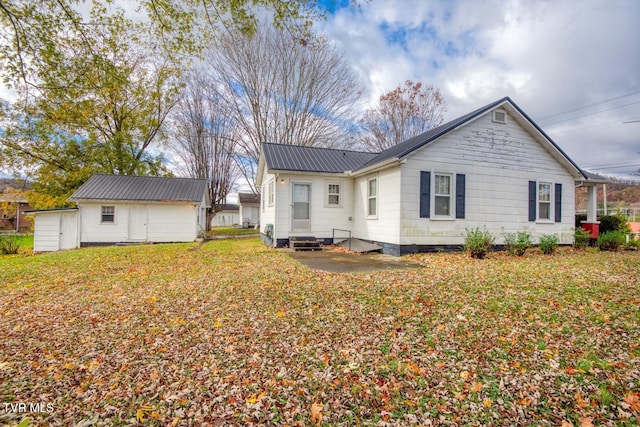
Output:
[30, 174, 209, 251]
[211, 204, 240, 227]
[238, 192, 260, 228]
[30, 208, 79, 252]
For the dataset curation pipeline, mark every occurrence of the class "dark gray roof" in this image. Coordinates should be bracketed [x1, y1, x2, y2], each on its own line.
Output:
[238, 192, 260, 205]
[260, 97, 585, 179]
[262, 143, 378, 173]
[69, 174, 208, 203]
[361, 96, 584, 177]
[218, 204, 239, 211]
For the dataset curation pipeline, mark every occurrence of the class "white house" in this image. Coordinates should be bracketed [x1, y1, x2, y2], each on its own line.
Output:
[211, 204, 239, 227]
[30, 174, 209, 251]
[238, 193, 260, 227]
[257, 97, 601, 255]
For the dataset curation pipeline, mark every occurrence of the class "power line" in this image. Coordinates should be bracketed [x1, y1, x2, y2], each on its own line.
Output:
[537, 89, 640, 121]
[541, 100, 640, 127]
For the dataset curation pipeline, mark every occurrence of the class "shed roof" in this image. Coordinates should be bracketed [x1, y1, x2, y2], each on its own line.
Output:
[261, 143, 377, 174]
[238, 193, 260, 205]
[69, 174, 208, 203]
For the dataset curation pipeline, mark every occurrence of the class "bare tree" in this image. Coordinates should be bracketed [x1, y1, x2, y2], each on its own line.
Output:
[170, 72, 239, 229]
[360, 80, 447, 152]
[206, 23, 365, 192]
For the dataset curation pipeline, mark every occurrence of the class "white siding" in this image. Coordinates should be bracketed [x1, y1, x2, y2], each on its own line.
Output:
[147, 204, 198, 242]
[259, 171, 277, 245]
[352, 167, 402, 245]
[262, 171, 354, 242]
[212, 211, 239, 227]
[33, 211, 79, 252]
[399, 110, 576, 246]
[78, 202, 199, 244]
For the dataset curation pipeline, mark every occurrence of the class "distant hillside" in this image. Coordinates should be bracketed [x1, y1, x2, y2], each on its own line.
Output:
[576, 178, 640, 211]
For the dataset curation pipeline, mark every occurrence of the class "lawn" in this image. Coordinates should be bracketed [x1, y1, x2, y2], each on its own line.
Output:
[209, 226, 259, 237]
[0, 239, 638, 426]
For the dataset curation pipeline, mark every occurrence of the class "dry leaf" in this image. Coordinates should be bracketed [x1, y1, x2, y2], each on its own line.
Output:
[310, 402, 323, 426]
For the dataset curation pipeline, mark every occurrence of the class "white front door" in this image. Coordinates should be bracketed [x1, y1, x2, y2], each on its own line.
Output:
[59, 212, 77, 250]
[128, 205, 147, 241]
[292, 183, 311, 232]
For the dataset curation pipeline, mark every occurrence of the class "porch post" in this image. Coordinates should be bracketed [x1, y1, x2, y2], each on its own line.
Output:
[581, 184, 600, 238]
[586, 185, 597, 223]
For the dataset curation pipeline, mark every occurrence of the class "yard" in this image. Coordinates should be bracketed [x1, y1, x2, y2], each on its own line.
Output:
[0, 239, 638, 426]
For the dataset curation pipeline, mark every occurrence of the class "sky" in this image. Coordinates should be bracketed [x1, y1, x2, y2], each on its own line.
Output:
[314, 0, 640, 180]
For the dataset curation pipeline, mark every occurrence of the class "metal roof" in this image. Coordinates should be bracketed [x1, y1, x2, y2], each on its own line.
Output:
[69, 174, 208, 203]
[238, 193, 260, 205]
[262, 143, 378, 173]
[259, 97, 586, 180]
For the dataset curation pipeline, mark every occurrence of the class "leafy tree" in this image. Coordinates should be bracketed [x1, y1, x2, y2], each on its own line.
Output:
[0, 0, 335, 205]
[360, 80, 447, 152]
[205, 22, 365, 192]
[169, 72, 240, 229]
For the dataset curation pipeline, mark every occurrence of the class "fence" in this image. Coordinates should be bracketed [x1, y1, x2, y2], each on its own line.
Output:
[575, 207, 639, 222]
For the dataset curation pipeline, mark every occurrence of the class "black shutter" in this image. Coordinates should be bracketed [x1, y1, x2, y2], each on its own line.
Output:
[555, 183, 562, 223]
[528, 181, 536, 222]
[420, 171, 430, 218]
[455, 173, 465, 219]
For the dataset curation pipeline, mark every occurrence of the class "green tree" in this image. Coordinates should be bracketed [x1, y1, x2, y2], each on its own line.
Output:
[0, 0, 332, 206]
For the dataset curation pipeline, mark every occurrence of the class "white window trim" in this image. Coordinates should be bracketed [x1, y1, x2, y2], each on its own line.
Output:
[261, 184, 266, 212]
[536, 181, 554, 223]
[367, 176, 378, 219]
[431, 172, 454, 220]
[268, 180, 275, 207]
[101, 205, 116, 224]
[326, 181, 342, 208]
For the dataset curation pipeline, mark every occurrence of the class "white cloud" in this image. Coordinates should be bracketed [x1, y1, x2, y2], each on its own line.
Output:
[318, 0, 640, 178]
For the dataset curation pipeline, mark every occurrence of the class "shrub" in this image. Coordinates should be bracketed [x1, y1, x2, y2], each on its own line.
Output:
[539, 234, 559, 254]
[574, 227, 591, 249]
[625, 237, 639, 251]
[503, 231, 531, 256]
[0, 233, 21, 255]
[596, 230, 626, 252]
[464, 228, 494, 259]
[598, 214, 630, 235]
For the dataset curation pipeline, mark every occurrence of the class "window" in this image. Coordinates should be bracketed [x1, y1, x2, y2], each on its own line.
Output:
[367, 177, 377, 217]
[268, 180, 275, 207]
[434, 173, 452, 217]
[529, 181, 562, 223]
[420, 171, 465, 219]
[101, 206, 115, 223]
[538, 182, 552, 221]
[492, 109, 507, 124]
[327, 183, 341, 207]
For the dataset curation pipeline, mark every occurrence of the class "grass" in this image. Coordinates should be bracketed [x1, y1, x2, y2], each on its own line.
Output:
[0, 239, 639, 426]
[208, 226, 259, 236]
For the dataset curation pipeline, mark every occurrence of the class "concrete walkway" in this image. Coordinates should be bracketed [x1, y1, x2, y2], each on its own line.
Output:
[285, 249, 423, 273]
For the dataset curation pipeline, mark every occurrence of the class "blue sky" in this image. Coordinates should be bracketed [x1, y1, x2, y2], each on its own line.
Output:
[315, 0, 640, 180]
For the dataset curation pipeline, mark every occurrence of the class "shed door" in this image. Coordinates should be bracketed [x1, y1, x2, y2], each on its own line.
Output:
[292, 183, 311, 232]
[128, 205, 147, 241]
[59, 212, 77, 250]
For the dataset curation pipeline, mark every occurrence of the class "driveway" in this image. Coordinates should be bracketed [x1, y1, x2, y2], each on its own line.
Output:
[284, 249, 423, 273]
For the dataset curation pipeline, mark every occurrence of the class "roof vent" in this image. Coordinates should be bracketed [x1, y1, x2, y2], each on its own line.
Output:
[492, 110, 507, 124]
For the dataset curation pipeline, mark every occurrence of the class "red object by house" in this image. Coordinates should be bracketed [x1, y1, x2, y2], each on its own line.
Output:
[581, 222, 600, 239]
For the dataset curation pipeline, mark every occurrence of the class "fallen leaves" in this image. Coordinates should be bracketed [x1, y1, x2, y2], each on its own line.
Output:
[0, 241, 638, 425]
[310, 402, 323, 426]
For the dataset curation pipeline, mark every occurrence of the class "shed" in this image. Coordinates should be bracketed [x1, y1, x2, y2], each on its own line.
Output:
[29, 208, 79, 252]
[66, 174, 209, 247]
[238, 193, 260, 227]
